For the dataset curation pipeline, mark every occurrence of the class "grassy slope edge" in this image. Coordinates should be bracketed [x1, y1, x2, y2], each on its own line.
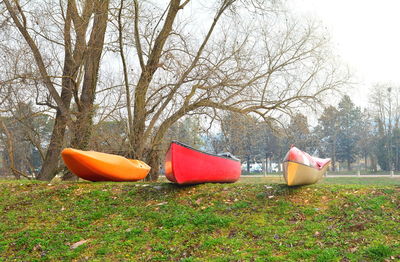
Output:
[0, 181, 399, 261]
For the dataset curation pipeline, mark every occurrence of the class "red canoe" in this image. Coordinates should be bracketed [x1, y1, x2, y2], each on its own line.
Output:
[164, 141, 241, 185]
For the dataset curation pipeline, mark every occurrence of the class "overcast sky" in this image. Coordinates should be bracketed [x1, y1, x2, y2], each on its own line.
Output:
[290, 0, 400, 107]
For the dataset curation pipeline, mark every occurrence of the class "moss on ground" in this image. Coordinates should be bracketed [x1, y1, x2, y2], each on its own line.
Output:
[0, 180, 399, 261]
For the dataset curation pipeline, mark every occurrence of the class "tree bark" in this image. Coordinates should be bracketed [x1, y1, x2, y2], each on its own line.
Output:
[0, 119, 19, 179]
[246, 155, 250, 173]
[347, 158, 351, 171]
[364, 153, 368, 170]
[331, 137, 336, 171]
[144, 148, 162, 181]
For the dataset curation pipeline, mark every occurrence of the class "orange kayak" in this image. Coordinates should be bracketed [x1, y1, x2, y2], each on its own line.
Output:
[61, 148, 150, 181]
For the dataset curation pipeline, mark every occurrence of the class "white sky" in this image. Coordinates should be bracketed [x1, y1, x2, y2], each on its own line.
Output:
[290, 0, 400, 107]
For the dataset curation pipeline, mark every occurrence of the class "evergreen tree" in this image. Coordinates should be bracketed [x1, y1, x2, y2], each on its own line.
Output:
[336, 95, 363, 170]
[316, 106, 340, 171]
[220, 113, 259, 173]
[284, 113, 315, 152]
[357, 110, 377, 171]
[166, 117, 205, 149]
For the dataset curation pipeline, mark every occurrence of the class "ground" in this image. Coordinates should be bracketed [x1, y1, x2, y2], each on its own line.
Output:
[0, 177, 399, 261]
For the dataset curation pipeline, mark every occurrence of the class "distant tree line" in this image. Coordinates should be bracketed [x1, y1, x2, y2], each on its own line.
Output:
[198, 85, 400, 173]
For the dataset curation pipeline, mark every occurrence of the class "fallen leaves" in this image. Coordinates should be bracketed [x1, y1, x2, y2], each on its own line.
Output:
[70, 239, 89, 249]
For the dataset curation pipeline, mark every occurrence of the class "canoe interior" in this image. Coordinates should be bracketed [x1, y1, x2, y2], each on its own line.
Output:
[170, 140, 240, 161]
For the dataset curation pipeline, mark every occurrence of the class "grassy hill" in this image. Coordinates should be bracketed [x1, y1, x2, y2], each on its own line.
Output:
[0, 179, 399, 261]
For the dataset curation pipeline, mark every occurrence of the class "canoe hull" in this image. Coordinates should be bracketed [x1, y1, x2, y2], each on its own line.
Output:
[62, 148, 150, 182]
[282, 146, 331, 186]
[283, 161, 329, 186]
[165, 142, 241, 185]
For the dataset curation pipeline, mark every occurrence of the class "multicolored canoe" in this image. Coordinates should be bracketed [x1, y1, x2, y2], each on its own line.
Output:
[62, 148, 150, 182]
[283, 146, 330, 186]
[164, 141, 241, 185]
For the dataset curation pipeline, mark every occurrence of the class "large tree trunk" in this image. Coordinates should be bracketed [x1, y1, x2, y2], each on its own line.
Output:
[39, 62, 74, 180]
[38, 54, 77, 180]
[145, 149, 162, 181]
[364, 153, 368, 170]
[331, 140, 336, 171]
[0, 119, 19, 179]
[63, 0, 110, 181]
[331, 157, 336, 171]
[246, 155, 251, 173]
[131, 106, 147, 159]
[129, 0, 181, 160]
[64, 109, 94, 181]
[37, 112, 69, 180]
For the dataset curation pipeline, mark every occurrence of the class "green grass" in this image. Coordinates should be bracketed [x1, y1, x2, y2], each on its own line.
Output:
[238, 176, 400, 185]
[0, 180, 399, 261]
[321, 177, 400, 185]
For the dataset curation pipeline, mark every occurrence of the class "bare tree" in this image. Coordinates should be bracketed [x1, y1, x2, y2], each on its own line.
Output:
[0, 101, 50, 180]
[220, 112, 260, 172]
[369, 84, 400, 134]
[112, 0, 347, 180]
[3, 0, 110, 180]
[369, 83, 400, 170]
[1, 0, 347, 181]
[0, 40, 47, 179]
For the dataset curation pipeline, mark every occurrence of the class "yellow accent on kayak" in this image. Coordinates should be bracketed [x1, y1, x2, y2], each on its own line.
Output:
[61, 148, 150, 182]
[283, 161, 330, 186]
